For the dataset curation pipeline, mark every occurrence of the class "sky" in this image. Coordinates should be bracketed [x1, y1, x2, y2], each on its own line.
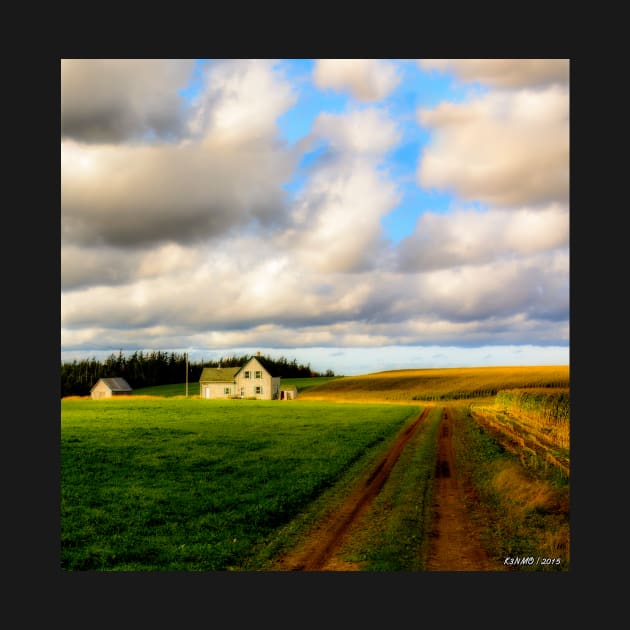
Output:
[60, 59, 570, 376]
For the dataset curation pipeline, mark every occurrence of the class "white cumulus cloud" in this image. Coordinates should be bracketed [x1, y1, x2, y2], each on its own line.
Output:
[312, 107, 401, 155]
[313, 59, 401, 101]
[417, 85, 569, 207]
[190, 59, 297, 143]
[397, 203, 569, 271]
[284, 159, 399, 272]
[419, 59, 569, 88]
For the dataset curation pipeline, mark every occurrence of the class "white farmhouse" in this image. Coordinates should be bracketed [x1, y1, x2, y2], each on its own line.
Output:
[199, 354, 281, 400]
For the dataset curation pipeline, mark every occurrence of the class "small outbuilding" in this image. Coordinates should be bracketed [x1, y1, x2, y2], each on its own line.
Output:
[90, 377, 133, 400]
[279, 385, 298, 400]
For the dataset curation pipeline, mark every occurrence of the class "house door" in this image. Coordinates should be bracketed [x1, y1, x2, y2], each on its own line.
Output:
[204, 386, 210, 399]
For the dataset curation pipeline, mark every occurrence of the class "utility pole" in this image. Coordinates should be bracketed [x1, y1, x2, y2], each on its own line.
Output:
[185, 352, 188, 398]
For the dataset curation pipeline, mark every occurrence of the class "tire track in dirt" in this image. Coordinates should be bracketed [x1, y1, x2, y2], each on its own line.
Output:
[426, 408, 501, 571]
[275, 407, 431, 571]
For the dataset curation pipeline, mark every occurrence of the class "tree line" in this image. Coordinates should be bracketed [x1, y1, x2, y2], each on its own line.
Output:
[61, 351, 334, 397]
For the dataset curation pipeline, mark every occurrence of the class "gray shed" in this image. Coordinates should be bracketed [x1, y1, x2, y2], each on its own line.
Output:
[90, 377, 133, 400]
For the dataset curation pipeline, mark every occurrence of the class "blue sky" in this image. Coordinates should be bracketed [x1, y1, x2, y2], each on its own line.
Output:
[278, 59, 460, 243]
[60, 59, 569, 375]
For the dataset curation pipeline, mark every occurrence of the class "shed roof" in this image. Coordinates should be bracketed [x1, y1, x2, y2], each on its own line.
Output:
[93, 377, 133, 392]
[199, 366, 241, 382]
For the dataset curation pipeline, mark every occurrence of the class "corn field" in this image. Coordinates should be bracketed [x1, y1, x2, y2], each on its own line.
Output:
[496, 388, 569, 422]
[493, 388, 570, 452]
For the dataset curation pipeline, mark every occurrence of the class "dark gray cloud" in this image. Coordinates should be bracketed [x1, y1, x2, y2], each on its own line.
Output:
[61, 242, 204, 291]
[61, 246, 140, 290]
[61, 59, 194, 143]
[61, 139, 297, 248]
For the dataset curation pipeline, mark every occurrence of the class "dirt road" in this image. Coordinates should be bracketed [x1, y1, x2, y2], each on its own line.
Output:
[273, 406, 500, 571]
[425, 408, 500, 571]
[274, 408, 430, 571]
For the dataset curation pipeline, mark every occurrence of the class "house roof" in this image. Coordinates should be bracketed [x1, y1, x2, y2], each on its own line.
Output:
[199, 367, 241, 382]
[93, 377, 132, 392]
[199, 357, 282, 382]
[249, 355, 281, 377]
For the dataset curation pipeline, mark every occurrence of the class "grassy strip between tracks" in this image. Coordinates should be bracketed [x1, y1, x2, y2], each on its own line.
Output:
[333, 406, 443, 571]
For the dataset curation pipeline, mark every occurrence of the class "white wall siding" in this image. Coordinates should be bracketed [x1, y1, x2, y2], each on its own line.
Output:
[201, 382, 234, 399]
[236, 358, 279, 399]
[91, 381, 112, 399]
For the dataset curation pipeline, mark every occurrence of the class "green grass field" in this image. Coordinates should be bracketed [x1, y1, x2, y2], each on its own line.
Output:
[132, 382, 201, 397]
[130, 376, 340, 398]
[61, 398, 420, 571]
[61, 366, 570, 571]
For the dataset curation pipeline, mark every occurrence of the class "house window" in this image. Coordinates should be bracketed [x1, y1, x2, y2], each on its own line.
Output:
[224, 387, 230, 395]
[244, 371, 251, 379]
[255, 370, 262, 379]
[255, 386, 262, 394]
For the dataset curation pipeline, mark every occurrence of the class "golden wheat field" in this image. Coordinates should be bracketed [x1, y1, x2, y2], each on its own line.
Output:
[299, 365, 569, 404]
